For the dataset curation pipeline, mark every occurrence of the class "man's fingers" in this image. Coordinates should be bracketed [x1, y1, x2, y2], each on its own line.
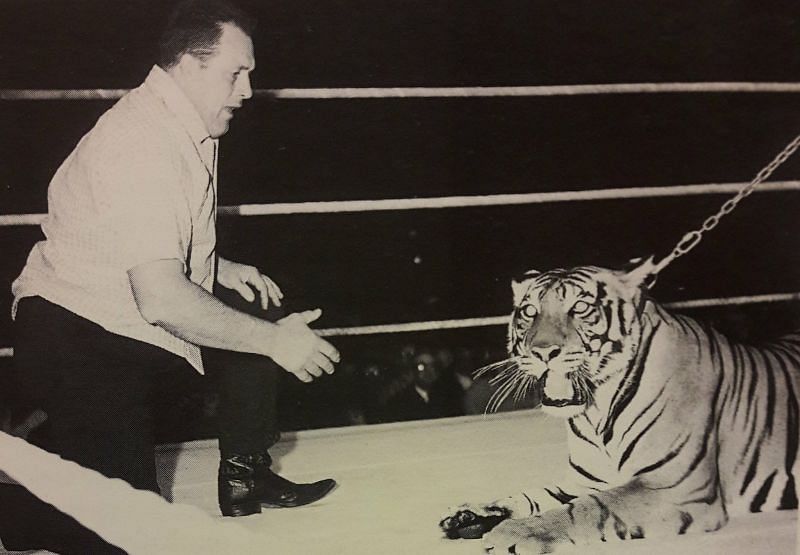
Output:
[295, 346, 338, 382]
[318, 339, 341, 363]
[293, 369, 314, 383]
[305, 363, 324, 378]
[261, 275, 282, 307]
[263, 276, 284, 302]
[299, 308, 322, 324]
[312, 352, 336, 375]
[244, 273, 270, 310]
[271, 308, 340, 380]
[234, 282, 256, 302]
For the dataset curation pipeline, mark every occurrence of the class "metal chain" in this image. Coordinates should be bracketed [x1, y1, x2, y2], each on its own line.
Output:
[652, 133, 800, 275]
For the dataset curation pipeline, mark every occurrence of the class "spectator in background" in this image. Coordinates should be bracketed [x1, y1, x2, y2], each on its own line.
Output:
[372, 343, 464, 423]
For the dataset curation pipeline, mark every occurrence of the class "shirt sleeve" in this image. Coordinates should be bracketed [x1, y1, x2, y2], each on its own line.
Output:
[91, 135, 189, 272]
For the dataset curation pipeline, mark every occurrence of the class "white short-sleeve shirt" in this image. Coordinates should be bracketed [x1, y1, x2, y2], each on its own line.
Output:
[12, 65, 219, 373]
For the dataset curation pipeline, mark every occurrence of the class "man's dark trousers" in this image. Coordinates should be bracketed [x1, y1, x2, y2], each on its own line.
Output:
[0, 291, 282, 554]
[204, 284, 284, 457]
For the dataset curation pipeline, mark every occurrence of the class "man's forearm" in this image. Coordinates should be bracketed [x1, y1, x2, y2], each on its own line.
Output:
[128, 258, 338, 381]
[128, 260, 278, 356]
[150, 280, 278, 355]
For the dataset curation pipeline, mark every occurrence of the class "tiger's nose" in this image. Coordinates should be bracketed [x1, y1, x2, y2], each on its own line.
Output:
[530, 345, 562, 362]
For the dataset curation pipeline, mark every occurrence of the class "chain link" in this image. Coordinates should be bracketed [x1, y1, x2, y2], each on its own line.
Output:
[653, 133, 800, 275]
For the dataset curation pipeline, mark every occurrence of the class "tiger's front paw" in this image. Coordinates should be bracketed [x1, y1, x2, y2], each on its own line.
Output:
[482, 516, 571, 554]
[439, 502, 511, 540]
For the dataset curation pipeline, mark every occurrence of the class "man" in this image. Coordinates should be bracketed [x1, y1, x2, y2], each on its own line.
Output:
[0, 1, 339, 552]
[373, 344, 463, 423]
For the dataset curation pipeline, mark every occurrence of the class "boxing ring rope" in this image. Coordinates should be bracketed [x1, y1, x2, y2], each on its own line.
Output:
[2, 180, 800, 351]
[224, 181, 800, 216]
[0, 430, 261, 554]
[2, 165, 800, 351]
[2, 180, 800, 225]
[3, 81, 800, 101]
[315, 292, 800, 337]
[0, 293, 798, 359]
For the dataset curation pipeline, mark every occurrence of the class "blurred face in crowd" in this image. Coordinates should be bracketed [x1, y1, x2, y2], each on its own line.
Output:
[413, 352, 440, 389]
[176, 22, 255, 138]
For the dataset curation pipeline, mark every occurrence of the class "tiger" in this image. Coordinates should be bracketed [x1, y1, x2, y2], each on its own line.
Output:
[439, 258, 800, 554]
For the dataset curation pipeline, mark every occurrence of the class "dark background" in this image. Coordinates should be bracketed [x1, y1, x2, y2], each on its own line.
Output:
[2, 1, 800, 437]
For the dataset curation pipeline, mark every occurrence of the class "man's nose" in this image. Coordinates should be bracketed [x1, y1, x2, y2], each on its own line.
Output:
[237, 74, 253, 100]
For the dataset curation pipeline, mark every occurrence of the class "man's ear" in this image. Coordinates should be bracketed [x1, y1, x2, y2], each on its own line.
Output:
[511, 270, 539, 304]
[621, 256, 657, 290]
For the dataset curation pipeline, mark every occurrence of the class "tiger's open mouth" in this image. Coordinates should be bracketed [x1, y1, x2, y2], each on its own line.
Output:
[541, 389, 586, 407]
[540, 371, 587, 407]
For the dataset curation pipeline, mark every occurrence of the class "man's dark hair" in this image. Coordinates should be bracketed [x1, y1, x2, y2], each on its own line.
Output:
[158, 0, 256, 69]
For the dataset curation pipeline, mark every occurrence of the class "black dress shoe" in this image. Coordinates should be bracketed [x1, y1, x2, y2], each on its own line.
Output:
[219, 453, 337, 517]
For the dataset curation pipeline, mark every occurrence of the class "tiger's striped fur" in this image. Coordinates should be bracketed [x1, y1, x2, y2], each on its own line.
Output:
[444, 260, 799, 553]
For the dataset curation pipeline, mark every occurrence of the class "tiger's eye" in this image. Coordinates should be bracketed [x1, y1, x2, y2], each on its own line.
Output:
[572, 300, 593, 315]
[520, 304, 537, 318]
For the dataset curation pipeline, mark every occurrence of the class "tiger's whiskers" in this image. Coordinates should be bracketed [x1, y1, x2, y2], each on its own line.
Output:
[571, 365, 597, 406]
[474, 357, 540, 414]
[473, 357, 520, 381]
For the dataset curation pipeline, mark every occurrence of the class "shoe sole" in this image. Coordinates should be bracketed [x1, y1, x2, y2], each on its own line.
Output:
[220, 500, 261, 517]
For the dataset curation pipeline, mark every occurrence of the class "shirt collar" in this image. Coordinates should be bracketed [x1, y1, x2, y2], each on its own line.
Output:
[144, 65, 211, 147]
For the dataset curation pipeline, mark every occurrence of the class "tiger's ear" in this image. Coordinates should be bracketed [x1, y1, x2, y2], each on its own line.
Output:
[511, 270, 539, 304]
[621, 256, 657, 290]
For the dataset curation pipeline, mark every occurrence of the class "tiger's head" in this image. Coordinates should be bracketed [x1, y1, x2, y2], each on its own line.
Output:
[480, 259, 656, 417]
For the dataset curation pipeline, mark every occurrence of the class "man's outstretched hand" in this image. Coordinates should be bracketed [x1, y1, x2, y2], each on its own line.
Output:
[270, 308, 340, 382]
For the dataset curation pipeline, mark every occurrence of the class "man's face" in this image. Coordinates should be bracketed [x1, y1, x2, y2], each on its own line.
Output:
[413, 352, 440, 388]
[186, 22, 255, 138]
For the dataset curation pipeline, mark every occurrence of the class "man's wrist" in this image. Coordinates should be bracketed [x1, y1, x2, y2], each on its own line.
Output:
[253, 318, 279, 360]
[216, 255, 230, 272]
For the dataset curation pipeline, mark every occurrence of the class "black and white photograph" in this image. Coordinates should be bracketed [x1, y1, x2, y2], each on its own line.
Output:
[1, 1, 799, 553]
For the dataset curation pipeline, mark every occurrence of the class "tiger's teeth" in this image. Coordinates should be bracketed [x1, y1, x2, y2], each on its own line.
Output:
[590, 338, 602, 351]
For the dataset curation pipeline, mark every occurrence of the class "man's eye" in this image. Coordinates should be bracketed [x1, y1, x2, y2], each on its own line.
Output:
[572, 300, 594, 316]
